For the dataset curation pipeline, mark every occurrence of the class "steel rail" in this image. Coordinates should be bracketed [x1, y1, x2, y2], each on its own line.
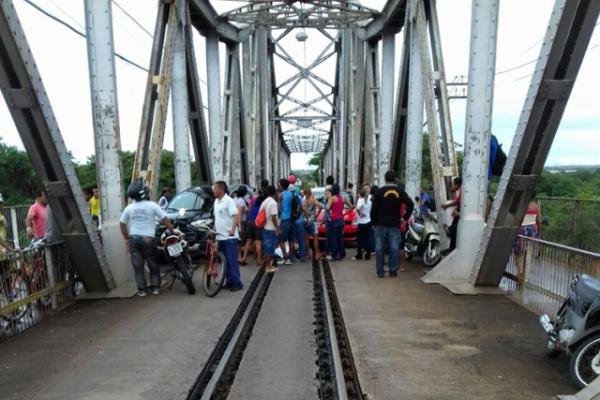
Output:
[186, 268, 273, 400]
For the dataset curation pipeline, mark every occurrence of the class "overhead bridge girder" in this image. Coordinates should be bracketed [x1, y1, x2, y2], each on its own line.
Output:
[0, 0, 114, 292]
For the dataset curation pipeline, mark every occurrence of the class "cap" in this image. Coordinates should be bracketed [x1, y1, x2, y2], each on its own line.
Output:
[288, 175, 296, 184]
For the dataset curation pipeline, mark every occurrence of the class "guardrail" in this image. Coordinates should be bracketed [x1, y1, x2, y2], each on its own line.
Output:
[1, 205, 31, 249]
[502, 235, 600, 316]
[0, 241, 76, 340]
[538, 197, 600, 254]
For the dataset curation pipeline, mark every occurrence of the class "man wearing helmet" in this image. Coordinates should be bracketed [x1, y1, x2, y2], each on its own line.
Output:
[120, 179, 175, 296]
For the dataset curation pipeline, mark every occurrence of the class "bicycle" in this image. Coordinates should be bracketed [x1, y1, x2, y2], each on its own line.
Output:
[196, 225, 227, 297]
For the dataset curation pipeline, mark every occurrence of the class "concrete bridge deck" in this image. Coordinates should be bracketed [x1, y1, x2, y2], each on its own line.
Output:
[0, 259, 575, 400]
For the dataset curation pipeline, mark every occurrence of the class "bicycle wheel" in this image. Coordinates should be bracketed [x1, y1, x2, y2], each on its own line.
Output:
[175, 257, 196, 295]
[203, 251, 226, 297]
[0, 274, 30, 322]
[31, 267, 52, 308]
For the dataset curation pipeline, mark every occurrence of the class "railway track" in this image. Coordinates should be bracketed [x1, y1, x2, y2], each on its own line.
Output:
[187, 259, 363, 400]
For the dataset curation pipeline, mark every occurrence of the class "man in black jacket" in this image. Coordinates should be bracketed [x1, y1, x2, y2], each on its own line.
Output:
[370, 170, 414, 278]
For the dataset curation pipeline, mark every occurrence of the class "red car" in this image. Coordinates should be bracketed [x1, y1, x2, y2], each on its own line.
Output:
[315, 200, 358, 243]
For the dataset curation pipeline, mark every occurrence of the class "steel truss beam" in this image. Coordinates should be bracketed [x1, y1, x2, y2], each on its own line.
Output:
[360, 40, 380, 185]
[472, 0, 600, 286]
[221, 1, 379, 29]
[413, 0, 457, 226]
[0, 0, 114, 291]
[365, 0, 408, 40]
[134, 1, 213, 191]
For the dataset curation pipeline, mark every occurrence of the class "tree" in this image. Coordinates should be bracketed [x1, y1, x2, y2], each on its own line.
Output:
[0, 139, 40, 205]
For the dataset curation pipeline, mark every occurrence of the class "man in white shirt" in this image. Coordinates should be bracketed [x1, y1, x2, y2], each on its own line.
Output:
[120, 180, 175, 296]
[353, 188, 373, 261]
[213, 181, 243, 291]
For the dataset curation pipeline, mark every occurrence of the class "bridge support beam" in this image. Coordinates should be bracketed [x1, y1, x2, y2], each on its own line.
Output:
[223, 43, 245, 184]
[404, 7, 424, 202]
[206, 32, 224, 181]
[84, 0, 132, 292]
[423, 0, 499, 289]
[378, 31, 396, 185]
[0, 1, 114, 292]
[171, 0, 191, 192]
[471, 0, 600, 287]
[362, 41, 380, 185]
[257, 26, 271, 182]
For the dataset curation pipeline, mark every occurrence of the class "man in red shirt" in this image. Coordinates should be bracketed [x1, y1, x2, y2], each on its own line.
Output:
[26, 190, 48, 240]
[441, 177, 462, 255]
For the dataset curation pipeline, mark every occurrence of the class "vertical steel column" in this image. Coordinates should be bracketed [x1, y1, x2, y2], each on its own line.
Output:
[171, 0, 191, 192]
[424, 0, 500, 286]
[337, 29, 350, 186]
[404, 7, 424, 202]
[347, 31, 365, 188]
[84, 0, 131, 291]
[379, 31, 395, 185]
[83, 0, 123, 221]
[257, 26, 271, 181]
[363, 41, 380, 184]
[242, 34, 259, 187]
[206, 32, 223, 180]
[222, 44, 243, 184]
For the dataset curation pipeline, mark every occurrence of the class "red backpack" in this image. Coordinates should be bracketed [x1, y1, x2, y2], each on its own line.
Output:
[255, 208, 267, 229]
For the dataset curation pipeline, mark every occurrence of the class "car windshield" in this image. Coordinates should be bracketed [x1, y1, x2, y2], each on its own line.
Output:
[167, 191, 204, 212]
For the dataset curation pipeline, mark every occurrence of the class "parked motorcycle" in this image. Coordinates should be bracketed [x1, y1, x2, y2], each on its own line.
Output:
[404, 212, 442, 267]
[157, 218, 196, 295]
[540, 274, 600, 388]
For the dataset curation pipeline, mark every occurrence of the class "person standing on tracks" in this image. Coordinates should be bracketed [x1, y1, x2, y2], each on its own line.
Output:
[259, 185, 280, 274]
[213, 181, 244, 292]
[370, 170, 414, 278]
[120, 179, 175, 296]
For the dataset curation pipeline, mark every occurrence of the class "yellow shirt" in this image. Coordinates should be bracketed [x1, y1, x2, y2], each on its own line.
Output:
[89, 196, 100, 217]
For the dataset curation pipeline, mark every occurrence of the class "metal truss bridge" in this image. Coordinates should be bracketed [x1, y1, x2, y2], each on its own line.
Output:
[0, 0, 598, 297]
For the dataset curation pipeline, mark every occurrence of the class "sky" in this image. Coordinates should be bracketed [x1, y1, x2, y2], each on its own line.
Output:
[0, 0, 598, 174]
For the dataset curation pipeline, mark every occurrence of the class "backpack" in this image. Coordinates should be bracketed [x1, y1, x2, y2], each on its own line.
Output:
[492, 145, 507, 176]
[255, 208, 267, 229]
[291, 193, 302, 221]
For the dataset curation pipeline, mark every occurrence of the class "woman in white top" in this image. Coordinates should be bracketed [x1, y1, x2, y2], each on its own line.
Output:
[353, 189, 372, 260]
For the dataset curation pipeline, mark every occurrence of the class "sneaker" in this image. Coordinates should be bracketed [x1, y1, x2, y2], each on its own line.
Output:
[352, 256, 362, 261]
[137, 291, 147, 297]
[326, 255, 333, 261]
[389, 272, 398, 278]
[229, 285, 243, 292]
[152, 289, 160, 295]
[284, 259, 292, 265]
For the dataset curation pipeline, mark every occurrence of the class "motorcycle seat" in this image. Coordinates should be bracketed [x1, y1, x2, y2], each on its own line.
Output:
[577, 275, 600, 305]
[412, 223, 425, 234]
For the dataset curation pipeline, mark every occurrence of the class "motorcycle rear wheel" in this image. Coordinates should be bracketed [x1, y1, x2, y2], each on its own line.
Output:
[176, 257, 196, 295]
[570, 333, 600, 389]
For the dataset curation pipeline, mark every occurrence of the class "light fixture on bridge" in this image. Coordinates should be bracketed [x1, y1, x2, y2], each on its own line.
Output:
[295, 30, 308, 42]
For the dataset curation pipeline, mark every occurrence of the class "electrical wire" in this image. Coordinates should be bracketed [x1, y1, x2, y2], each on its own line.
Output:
[111, 0, 153, 38]
[21, 0, 149, 73]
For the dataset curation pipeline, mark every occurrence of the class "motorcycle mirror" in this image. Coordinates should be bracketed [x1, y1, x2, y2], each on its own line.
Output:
[178, 208, 186, 217]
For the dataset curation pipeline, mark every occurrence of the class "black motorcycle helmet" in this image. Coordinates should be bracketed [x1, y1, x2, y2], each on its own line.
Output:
[127, 178, 150, 201]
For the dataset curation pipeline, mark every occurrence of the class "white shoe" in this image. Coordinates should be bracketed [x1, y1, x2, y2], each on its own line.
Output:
[326, 255, 333, 261]
[284, 259, 292, 265]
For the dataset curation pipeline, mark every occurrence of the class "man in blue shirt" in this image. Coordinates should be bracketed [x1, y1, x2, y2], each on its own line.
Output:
[278, 178, 294, 265]
[420, 188, 431, 215]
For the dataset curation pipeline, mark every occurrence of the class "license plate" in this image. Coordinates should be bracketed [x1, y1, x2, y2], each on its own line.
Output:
[167, 242, 183, 257]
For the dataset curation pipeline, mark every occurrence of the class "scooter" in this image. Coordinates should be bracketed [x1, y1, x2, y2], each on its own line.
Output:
[404, 211, 442, 267]
[540, 274, 600, 388]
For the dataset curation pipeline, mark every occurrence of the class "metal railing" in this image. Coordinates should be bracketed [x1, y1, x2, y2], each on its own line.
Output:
[538, 197, 600, 254]
[0, 241, 76, 340]
[1, 205, 31, 249]
[501, 235, 600, 316]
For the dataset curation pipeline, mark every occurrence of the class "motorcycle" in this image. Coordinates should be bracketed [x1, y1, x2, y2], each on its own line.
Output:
[157, 218, 196, 295]
[404, 211, 442, 267]
[540, 274, 600, 388]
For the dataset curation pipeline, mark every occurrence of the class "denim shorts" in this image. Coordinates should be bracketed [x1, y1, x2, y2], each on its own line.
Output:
[278, 218, 293, 244]
[262, 229, 277, 257]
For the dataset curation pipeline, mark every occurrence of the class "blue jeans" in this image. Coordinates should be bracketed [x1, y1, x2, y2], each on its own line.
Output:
[293, 216, 306, 259]
[278, 218, 293, 244]
[374, 226, 402, 276]
[218, 239, 243, 289]
[328, 219, 345, 259]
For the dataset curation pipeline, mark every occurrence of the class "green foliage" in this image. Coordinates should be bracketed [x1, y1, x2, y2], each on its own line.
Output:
[0, 139, 40, 205]
[537, 169, 600, 199]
